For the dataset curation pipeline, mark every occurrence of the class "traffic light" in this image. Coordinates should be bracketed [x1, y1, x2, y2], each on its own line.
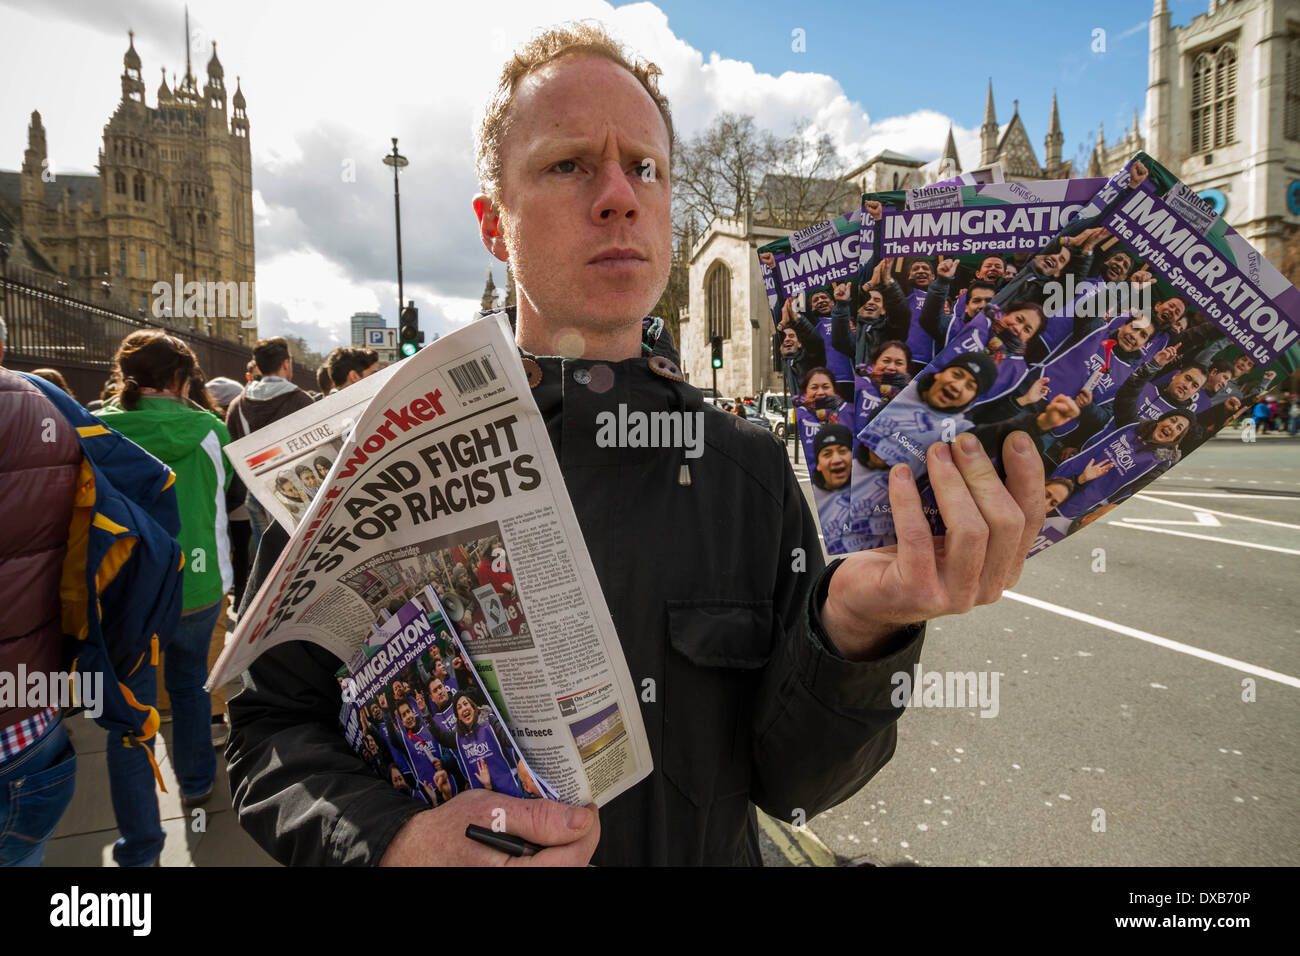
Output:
[399, 300, 423, 357]
[710, 335, 723, 369]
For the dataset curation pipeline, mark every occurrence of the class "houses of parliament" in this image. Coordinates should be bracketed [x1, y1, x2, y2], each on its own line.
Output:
[0, 29, 256, 343]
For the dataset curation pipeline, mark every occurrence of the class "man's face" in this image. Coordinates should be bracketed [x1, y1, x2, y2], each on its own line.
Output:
[995, 307, 1041, 343]
[1044, 481, 1071, 511]
[926, 366, 978, 409]
[857, 289, 885, 319]
[809, 292, 832, 316]
[364, 736, 379, 757]
[1102, 250, 1133, 282]
[780, 328, 799, 355]
[1233, 355, 1255, 378]
[430, 680, 450, 708]
[1155, 297, 1187, 332]
[487, 54, 672, 338]
[1115, 319, 1153, 353]
[398, 703, 416, 731]
[1168, 368, 1206, 402]
[1033, 247, 1070, 277]
[966, 287, 995, 317]
[1207, 367, 1231, 391]
[874, 347, 908, 376]
[815, 443, 852, 490]
[369, 702, 383, 721]
[434, 660, 449, 680]
[907, 261, 933, 288]
[1152, 415, 1189, 444]
[976, 257, 1004, 280]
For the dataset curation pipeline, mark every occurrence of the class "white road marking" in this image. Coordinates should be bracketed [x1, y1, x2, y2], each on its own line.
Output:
[1119, 509, 1221, 528]
[1105, 521, 1300, 555]
[1140, 492, 1300, 501]
[1002, 591, 1300, 689]
[1135, 494, 1300, 530]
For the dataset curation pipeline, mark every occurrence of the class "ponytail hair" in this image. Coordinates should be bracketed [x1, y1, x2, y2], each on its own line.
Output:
[111, 330, 199, 410]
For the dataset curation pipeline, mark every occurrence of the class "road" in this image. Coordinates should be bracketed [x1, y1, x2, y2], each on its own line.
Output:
[772, 429, 1300, 866]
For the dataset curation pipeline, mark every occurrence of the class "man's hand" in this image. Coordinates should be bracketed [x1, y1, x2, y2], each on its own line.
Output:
[759, 251, 776, 270]
[1036, 393, 1081, 430]
[936, 256, 957, 280]
[1153, 343, 1180, 367]
[1226, 397, 1242, 413]
[820, 431, 1046, 659]
[1079, 457, 1114, 483]
[832, 281, 852, 302]
[864, 200, 884, 221]
[1074, 387, 1093, 408]
[1017, 376, 1051, 406]
[380, 791, 600, 866]
[1129, 160, 1148, 191]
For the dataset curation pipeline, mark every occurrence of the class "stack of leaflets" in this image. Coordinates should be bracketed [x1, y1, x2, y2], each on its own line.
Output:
[761, 154, 1300, 556]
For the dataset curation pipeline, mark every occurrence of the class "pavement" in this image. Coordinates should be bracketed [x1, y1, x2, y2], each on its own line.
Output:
[43, 657, 279, 867]
[41, 424, 1298, 867]
[782, 423, 1300, 866]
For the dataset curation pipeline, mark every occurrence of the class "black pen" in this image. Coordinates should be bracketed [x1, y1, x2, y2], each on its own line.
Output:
[465, 824, 544, 857]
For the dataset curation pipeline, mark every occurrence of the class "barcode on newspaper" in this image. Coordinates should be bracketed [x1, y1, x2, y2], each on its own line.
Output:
[447, 355, 499, 396]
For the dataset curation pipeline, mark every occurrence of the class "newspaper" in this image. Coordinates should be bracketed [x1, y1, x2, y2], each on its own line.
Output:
[225, 362, 402, 531]
[208, 312, 653, 807]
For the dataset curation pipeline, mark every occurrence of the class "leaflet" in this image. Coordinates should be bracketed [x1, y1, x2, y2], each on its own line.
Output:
[850, 153, 1300, 556]
[849, 178, 1105, 539]
[208, 312, 653, 807]
[338, 593, 560, 808]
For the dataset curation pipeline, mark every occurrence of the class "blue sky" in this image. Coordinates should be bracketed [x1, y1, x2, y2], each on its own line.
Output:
[617, 0, 1209, 167]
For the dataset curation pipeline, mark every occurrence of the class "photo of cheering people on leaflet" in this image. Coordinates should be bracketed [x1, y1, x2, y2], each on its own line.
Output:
[848, 351, 999, 546]
[759, 209, 866, 405]
[339, 598, 553, 809]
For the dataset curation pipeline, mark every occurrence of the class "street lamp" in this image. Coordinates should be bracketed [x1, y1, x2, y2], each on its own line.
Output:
[382, 138, 409, 323]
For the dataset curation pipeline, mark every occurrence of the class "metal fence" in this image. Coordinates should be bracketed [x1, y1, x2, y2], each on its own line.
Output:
[1, 264, 315, 401]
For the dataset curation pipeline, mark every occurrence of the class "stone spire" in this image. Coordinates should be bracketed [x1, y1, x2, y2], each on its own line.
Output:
[980, 79, 999, 167]
[480, 269, 498, 312]
[941, 125, 961, 172]
[1045, 90, 1063, 171]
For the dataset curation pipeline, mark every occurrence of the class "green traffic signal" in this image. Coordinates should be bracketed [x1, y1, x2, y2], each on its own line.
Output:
[711, 356, 722, 369]
[401, 342, 417, 357]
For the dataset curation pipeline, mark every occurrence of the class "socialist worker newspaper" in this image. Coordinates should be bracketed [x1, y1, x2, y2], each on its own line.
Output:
[208, 312, 653, 807]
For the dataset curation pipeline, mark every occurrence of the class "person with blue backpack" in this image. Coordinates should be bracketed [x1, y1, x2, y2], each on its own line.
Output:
[2, 318, 185, 866]
[95, 329, 233, 865]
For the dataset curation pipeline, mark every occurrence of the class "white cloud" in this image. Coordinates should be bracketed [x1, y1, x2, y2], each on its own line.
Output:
[2, 0, 981, 351]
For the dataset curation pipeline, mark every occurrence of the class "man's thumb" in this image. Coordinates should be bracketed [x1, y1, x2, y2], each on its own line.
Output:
[512, 799, 595, 846]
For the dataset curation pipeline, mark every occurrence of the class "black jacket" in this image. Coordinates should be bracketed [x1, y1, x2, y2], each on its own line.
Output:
[226, 316, 924, 866]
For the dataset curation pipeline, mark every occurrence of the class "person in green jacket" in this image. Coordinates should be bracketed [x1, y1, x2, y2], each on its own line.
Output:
[95, 329, 232, 866]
